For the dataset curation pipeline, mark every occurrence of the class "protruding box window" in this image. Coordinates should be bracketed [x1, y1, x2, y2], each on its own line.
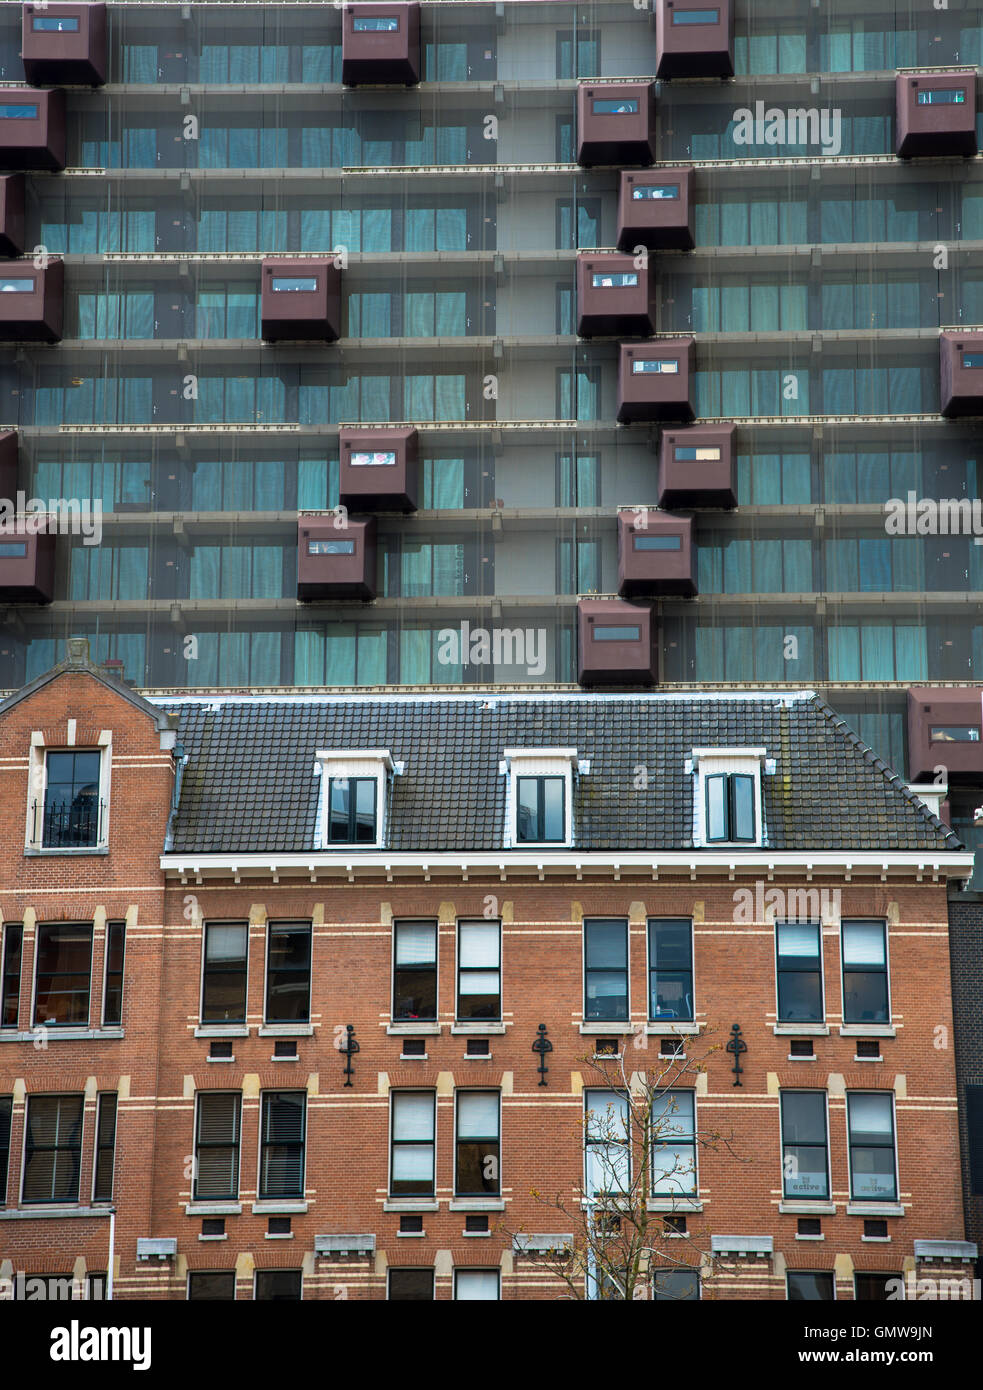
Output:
[22, 4, 107, 86]
[577, 82, 657, 167]
[342, 3, 421, 86]
[618, 339, 695, 424]
[654, 0, 733, 78]
[895, 71, 977, 159]
[0, 259, 64, 342]
[0, 88, 65, 171]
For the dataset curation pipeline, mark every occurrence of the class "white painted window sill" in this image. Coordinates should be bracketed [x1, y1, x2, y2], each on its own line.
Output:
[646, 1022, 700, 1035]
[185, 1202, 242, 1216]
[450, 1023, 506, 1035]
[773, 1024, 829, 1036]
[252, 1201, 308, 1215]
[386, 1023, 441, 1036]
[448, 1199, 505, 1212]
[646, 1197, 702, 1213]
[778, 1201, 836, 1215]
[258, 1024, 314, 1037]
[839, 1024, 896, 1038]
[383, 1200, 438, 1213]
[578, 1023, 634, 1035]
[0, 1027, 123, 1042]
[194, 1025, 249, 1038]
[846, 1202, 904, 1217]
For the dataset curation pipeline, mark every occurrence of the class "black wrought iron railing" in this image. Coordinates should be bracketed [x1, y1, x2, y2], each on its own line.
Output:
[33, 797, 104, 850]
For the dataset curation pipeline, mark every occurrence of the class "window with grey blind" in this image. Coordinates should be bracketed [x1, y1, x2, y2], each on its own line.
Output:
[259, 1092, 306, 1199]
[201, 923, 249, 1023]
[456, 920, 501, 1021]
[390, 1091, 436, 1196]
[455, 1091, 500, 1195]
[776, 921, 824, 1023]
[393, 920, 438, 1022]
[92, 1093, 117, 1202]
[193, 1092, 241, 1200]
[841, 920, 889, 1024]
[22, 1095, 84, 1203]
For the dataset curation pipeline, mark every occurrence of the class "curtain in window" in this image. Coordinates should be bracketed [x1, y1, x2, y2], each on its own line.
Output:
[122, 45, 157, 81]
[297, 456, 339, 511]
[302, 45, 341, 81]
[196, 291, 225, 338]
[424, 458, 465, 509]
[227, 291, 258, 337]
[400, 627, 432, 683]
[401, 544, 431, 597]
[351, 293, 391, 337]
[432, 543, 464, 595]
[189, 547, 220, 599]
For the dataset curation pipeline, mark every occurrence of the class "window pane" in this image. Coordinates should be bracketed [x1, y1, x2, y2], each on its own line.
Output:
[395, 922, 436, 964]
[457, 1092, 499, 1139]
[393, 1093, 434, 1141]
[706, 774, 727, 839]
[455, 1270, 499, 1300]
[459, 922, 499, 968]
[842, 921, 886, 967]
[542, 777, 565, 840]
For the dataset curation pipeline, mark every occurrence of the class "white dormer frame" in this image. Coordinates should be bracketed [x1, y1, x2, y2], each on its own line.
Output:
[314, 749, 401, 850]
[25, 729, 113, 855]
[689, 747, 768, 850]
[501, 748, 583, 849]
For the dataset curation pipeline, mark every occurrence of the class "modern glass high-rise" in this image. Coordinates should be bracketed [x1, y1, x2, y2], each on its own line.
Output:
[1, 0, 982, 827]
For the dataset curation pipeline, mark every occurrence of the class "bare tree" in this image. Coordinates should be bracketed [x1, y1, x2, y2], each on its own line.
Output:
[505, 1031, 743, 1299]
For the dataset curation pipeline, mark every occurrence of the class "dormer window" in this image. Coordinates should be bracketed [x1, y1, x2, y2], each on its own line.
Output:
[353, 14, 399, 30]
[27, 741, 111, 855]
[705, 772, 755, 844]
[691, 748, 767, 848]
[503, 749, 582, 849]
[316, 750, 401, 849]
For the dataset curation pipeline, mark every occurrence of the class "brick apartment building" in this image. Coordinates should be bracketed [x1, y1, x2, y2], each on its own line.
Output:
[0, 640, 977, 1300]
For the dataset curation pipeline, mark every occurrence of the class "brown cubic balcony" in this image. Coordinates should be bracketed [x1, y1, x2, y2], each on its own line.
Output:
[0, 175, 25, 257]
[653, 1, 734, 79]
[297, 516, 377, 600]
[658, 423, 736, 508]
[576, 82, 657, 168]
[576, 254, 656, 338]
[339, 427, 418, 512]
[618, 510, 696, 598]
[578, 598, 657, 685]
[0, 259, 64, 341]
[261, 258, 342, 342]
[0, 530, 56, 603]
[907, 688, 983, 783]
[342, 3, 421, 86]
[22, 3, 107, 87]
[940, 332, 983, 417]
[617, 338, 695, 424]
[617, 168, 694, 252]
[0, 88, 66, 171]
[895, 72, 977, 159]
[0, 430, 18, 501]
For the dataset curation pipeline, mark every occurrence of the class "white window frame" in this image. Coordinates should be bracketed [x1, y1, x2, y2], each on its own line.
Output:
[25, 732, 112, 854]
[388, 1089, 437, 1199]
[315, 749, 399, 850]
[690, 747, 767, 849]
[502, 748, 583, 849]
[583, 1087, 631, 1198]
[453, 1268, 501, 1300]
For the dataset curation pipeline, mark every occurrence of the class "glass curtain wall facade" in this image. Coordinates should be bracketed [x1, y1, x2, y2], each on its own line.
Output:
[0, 0, 981, 788]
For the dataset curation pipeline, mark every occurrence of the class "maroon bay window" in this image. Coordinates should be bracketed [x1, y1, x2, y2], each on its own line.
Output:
[907, 688, 983, 783]
[297, 516, 377, 600]
[654, 1, 734, 79]
[22, 3, 107, 87]
[577, 82, 657, 168]
[896, 72, 977, 159]
[0, 175, 26, 258]
[617, 169, 694, 252]
[658, 423, 736, 508]
[617, 511, 696, 598]
[0, 88, 66, 171]
[0, 530, 56, 602]
[261, 259, 342, 342]
[940, 332, 983, 417]
[0, 430, 18, 501]
[617, 339, 695, 424]
[342, 4, 421, 86]
[576, 254, 657, 338]
[0, 259, 64, 342]
[339, 428, 418, 512]
[578, 598, 657, 685]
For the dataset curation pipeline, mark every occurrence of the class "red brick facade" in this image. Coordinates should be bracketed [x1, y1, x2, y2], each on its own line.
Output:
[0, 668, 973, 1300]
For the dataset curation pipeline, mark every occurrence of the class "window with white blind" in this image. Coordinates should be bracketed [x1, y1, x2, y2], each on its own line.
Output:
[259, 1091, 306, 1200]
[455, 1091, 500, 1196]
[454, 1269, 501, 1300]
[392, 920, 438, 1022]
[194, 1092, 241, 1200]
[584, 1089, 630, 1197]
[456, 920, 501, 1021]
[390, 1091, 436, 1197]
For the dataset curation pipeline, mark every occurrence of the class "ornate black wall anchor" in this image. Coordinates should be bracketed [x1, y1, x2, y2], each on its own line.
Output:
[532, 1023, 553, 1086]
[340, 1024, 359, 1087]
[726, 1023, 746, 1087]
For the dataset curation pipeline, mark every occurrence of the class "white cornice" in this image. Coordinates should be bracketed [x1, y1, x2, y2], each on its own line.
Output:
[160, 849, 975, 885]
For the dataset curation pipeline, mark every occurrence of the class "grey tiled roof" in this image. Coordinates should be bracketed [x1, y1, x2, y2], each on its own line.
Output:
[157, 691, 961, 855]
